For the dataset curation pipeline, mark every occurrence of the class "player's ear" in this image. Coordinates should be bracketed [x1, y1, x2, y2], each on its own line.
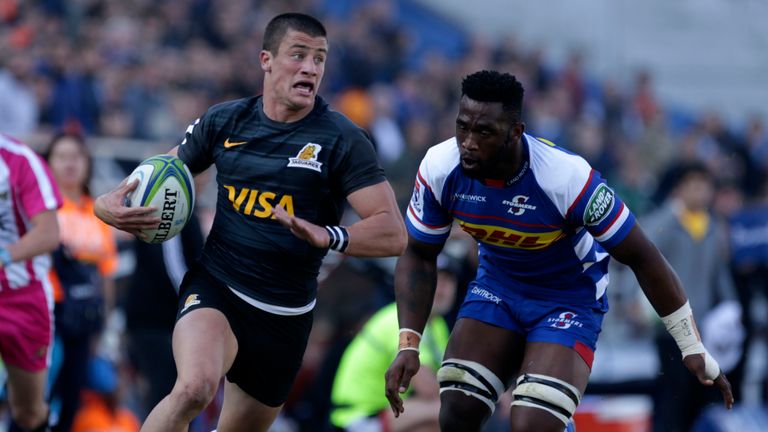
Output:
[260, 50, 272, 73]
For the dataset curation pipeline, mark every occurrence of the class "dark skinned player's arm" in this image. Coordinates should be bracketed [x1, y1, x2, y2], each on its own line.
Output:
[385, 235, 443, 416]
[609, 223, 734, 408]
[394, 236, 444, 340]
[607, 224, 687, 316]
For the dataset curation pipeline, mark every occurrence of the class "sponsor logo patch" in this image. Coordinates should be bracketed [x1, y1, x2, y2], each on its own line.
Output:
[584, 184, 615, 226]
[470, 286, 502, 304]
[224, 137, 248, 148]
[287, 143, 323, 172]
[453, 193, 487, 203]
[458, 220, 564, 250]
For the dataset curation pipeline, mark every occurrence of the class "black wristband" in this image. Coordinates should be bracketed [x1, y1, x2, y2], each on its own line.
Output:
[325, 225, 350, 253]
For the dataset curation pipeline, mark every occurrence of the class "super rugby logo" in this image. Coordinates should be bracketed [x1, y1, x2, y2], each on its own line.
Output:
[584, 184, 614, 226]
[287, 143, 323, 172]
[548, 311, 583, 329]
[503, 195, 536, 216]
[411, 182, 424, 217]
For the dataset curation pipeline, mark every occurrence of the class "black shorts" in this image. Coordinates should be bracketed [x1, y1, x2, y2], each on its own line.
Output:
[176, 263, 313, 407]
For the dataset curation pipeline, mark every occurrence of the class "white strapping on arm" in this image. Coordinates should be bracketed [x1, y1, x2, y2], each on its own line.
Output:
[661, 301, 721, 380]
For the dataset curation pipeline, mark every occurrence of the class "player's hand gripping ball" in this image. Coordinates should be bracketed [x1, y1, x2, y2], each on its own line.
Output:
[125, 155, 195, 243]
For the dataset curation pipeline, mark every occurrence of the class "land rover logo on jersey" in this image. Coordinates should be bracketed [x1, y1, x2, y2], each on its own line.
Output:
[584, 184, 614, 226]
[287, 143, 323, 172]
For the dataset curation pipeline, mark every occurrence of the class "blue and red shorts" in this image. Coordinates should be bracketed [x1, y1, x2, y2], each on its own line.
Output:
[456, 282, 606, 368]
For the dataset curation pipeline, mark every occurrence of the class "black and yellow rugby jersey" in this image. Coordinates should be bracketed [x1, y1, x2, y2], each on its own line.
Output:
[178, 95, 385, 308]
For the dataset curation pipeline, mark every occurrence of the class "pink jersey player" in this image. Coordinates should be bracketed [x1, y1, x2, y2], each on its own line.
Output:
[0, 133, 62, 431]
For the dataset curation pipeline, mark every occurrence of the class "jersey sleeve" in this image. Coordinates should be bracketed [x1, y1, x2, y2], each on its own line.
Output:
[404, 156, 453, 244]
[177, 114, 215, 174]
[15, 150, 62, 219]
[335, 128, 386, 196]
[565, 169, 636, 249]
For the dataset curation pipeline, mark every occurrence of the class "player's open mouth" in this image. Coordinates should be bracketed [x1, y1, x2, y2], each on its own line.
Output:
[461, 157, 478, 169]
[293, 81, 314, 96]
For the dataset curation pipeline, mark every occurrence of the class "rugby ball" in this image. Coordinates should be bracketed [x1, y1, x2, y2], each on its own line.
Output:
[125, 155, 195, 243]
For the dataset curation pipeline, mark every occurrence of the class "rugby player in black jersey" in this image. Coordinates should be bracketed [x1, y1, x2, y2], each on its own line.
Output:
[94, 13, 406, 432]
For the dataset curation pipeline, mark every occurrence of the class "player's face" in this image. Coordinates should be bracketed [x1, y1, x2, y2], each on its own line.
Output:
[456, 96, 522, 178]
[48, 137, 89, 192]
[261, 29, 328, 114]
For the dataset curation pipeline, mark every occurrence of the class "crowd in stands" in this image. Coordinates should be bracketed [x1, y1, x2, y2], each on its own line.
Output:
[2, 0, 768, 430]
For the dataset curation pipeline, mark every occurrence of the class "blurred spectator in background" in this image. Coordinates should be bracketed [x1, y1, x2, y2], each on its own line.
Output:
[330, 253, 457, 432]
[71, 356, 140, 432]
[727, 178, 768, 402]
[124, 210, 204, 420]
[43, 131, 119, 432]
[641, 161, 741, 432]
[0, 133, 61, 432]
[0, 51, 39, 136]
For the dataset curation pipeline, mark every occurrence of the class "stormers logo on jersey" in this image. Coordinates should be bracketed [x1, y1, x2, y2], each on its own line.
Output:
[584, 184, 615, 226]
[548, 311, 583, 329]
[503, 195, 536, 216]
[288, 143, 323, 172]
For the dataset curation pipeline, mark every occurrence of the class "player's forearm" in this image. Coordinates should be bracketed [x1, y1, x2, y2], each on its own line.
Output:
[394, 247, 437, 336]
[345, 210, 407, 257]
[611, 226, 688, 316]
[6, 210, 60, 262]
[632, 250, 688, 317]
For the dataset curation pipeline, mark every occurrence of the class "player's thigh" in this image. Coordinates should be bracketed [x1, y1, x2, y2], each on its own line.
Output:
[509, 341, 590, 432]
[4, 364, 47, 416]
[445, 317, 526, 380]
[216, 378, 281, 432]
[172, 307, 238, 383]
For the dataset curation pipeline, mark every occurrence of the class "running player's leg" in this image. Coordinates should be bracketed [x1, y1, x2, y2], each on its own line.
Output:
[142, 307, 238, 432]
[216, 301, 313, 431]
[5, 365, 49, 430]
[438, 318, 526, 432]
[509, 342, 589, 432]
[216, 380, 281, 432]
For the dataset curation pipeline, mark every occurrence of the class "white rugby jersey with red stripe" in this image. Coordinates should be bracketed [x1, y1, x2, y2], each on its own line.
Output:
[0, 134, 62, 293]
[407, 134, 635, 305]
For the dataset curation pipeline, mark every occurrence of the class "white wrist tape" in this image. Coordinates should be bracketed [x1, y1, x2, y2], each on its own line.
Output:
[661, 301, 721, 380]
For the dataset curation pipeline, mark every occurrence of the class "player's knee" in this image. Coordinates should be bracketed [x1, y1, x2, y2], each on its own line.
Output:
[437, 358, 504, 430]
[509, 409, 567, 432]
[510, 373, 580, 432]
[439, 392, 489, 431]
[172, 377, 219, 413]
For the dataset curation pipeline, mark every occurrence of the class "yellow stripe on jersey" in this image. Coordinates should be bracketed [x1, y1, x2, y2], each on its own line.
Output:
[537, 137, 557, 147]
[458, 220, 565, 249]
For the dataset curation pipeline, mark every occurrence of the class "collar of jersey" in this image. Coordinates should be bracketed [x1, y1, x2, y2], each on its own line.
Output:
[482, 135, 530, 188]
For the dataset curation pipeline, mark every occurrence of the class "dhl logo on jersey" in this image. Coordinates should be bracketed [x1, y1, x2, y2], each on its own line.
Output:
[457, 220, 565, 250]
[223, 185, 294, 218]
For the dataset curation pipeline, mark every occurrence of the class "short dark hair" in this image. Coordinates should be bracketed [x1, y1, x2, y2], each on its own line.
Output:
[263, 13, 327, 54]
[461, 70, 524, 121]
